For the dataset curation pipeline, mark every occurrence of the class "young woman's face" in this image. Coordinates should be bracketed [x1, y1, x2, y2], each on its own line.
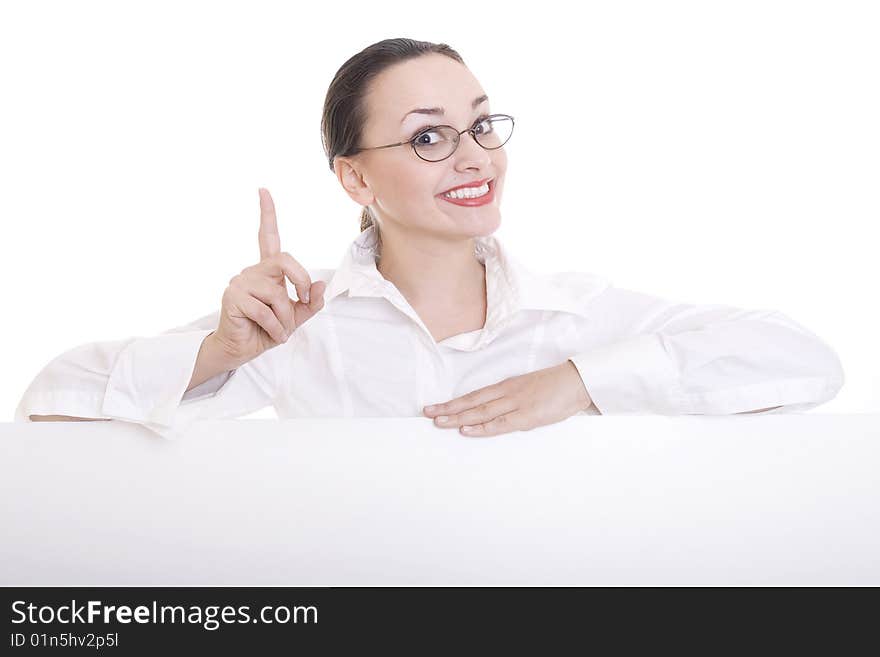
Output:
[349, 54, 507, 240]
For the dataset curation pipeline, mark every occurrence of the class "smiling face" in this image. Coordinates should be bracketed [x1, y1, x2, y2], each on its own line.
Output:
[335, 53, 507, 242]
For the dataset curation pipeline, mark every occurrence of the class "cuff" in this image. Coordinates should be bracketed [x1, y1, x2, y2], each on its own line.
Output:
[102, 328, 221, 432]
[568, 333, 686, 414]
[15, 391, 184, 441]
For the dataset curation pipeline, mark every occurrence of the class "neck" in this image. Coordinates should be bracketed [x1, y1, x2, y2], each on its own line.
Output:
[375, 226, 487, 324]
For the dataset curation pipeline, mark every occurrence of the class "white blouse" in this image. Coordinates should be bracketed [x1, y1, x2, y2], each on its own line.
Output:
[15, 225, 845, 440]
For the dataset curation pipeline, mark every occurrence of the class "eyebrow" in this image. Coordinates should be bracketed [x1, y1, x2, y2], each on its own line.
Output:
[400, 94, 489, 123]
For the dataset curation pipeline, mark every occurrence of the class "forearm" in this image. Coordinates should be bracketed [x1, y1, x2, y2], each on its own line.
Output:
[186, 331, 239, 393]
[736, 406, 783, 414]
[29, 415, 111, 422]
[29, 333, 236, 423]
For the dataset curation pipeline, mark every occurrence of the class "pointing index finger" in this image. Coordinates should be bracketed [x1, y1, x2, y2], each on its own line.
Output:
[258, 188, 281, 260]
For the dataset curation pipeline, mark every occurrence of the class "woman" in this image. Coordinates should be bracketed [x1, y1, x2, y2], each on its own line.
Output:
[18, 38, 845, 440]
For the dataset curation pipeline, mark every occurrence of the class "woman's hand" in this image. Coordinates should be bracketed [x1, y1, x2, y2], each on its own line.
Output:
[212, 188, 326, 367]
[423, 360, 595, 437]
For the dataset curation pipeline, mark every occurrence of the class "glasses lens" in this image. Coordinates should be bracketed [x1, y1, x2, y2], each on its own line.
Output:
[412, 115, 514, 161]
[474, 115, 514, 150]
[413, 126, 460, 162]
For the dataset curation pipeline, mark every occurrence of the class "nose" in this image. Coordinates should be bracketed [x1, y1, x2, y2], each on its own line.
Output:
[453, 130, 492, 169]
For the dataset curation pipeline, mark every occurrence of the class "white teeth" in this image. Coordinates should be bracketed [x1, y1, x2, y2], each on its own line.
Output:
[443, 182, 490, 199]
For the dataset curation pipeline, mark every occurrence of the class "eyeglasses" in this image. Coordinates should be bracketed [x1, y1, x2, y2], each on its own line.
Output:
[352, 113, 515, 162]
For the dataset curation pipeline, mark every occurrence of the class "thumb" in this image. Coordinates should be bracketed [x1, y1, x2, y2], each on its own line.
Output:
[292, 280, 327, 326]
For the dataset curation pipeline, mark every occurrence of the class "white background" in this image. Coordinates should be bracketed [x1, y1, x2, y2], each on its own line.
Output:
[2, 0, 877, 417]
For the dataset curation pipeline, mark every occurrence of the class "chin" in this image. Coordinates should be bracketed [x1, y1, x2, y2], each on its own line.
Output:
[430, 190, 503, 237]
[458, 209, 502, 238]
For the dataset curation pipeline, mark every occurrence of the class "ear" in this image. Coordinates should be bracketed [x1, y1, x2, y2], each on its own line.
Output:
[334, 156, 375, 206]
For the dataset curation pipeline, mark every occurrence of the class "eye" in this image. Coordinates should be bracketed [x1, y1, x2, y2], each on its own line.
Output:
[410, 113, 493, 143]
[412, 127, 444, 145]
[472, 113, 492, 135]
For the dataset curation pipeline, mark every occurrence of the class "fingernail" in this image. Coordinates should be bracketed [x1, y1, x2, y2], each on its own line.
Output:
[461, 425, 475, 432]
[304, 291, 310, 303]
[424, 405, 437, 413]
[435, 415, 448, 423]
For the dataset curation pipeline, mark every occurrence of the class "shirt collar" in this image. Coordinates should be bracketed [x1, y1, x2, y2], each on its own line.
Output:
[323, 225, 607, 345]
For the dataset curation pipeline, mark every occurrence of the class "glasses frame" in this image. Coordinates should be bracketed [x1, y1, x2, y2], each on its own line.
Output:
[352, 113, 515, 162]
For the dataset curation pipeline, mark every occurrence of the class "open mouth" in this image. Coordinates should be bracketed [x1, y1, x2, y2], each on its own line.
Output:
[437, 178, 495, 205]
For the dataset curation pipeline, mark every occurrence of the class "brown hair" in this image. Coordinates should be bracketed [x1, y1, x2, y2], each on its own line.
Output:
[320, 38, 465, 234]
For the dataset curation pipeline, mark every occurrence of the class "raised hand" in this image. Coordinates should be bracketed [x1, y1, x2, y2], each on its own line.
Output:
[212, 188, 326, 366]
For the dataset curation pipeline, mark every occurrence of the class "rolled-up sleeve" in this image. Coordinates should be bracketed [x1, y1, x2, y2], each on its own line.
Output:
[567, 286, 845, 415]
[14, 310, 288, 440]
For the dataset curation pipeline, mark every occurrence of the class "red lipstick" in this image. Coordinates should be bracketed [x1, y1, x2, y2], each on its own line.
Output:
[437, 178, 495, 207]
